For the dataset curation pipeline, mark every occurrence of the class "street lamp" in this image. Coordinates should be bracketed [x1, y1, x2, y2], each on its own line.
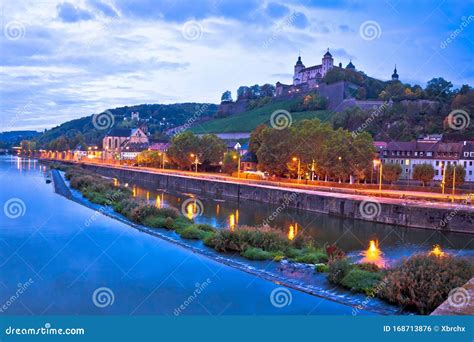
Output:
[373, 159, 382, 192]
[158, 152, 165, 169]
[232, 154, 241, 179]
[441, 162, 447, 194]
[190, 153, 198, 173]
[452, 165, 456, 203]
[371, 159, 378, 184]
[292, 156, 301, 184]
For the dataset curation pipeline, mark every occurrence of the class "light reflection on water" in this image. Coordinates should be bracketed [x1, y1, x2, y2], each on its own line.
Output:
[127, 177, 474, 264]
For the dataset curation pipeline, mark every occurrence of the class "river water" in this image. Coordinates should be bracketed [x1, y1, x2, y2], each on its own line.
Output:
[0, 156, 370, 315]
[1, 156, 472, 315]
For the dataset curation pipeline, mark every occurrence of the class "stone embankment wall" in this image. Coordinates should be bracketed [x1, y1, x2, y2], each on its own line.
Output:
[74, 163, 474, 234]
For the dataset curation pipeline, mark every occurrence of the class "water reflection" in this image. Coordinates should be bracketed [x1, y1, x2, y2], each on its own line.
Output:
[107, 176, 474, 263]
[360, 240, 386, 268]
[288, 224, 298, 241]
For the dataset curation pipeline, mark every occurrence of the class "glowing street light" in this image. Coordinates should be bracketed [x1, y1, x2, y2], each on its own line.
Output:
[232, 154, 241, 179]
[292, 156, 301, 184]
[190, 153, 198, 173]
[373, 159, 382, 192]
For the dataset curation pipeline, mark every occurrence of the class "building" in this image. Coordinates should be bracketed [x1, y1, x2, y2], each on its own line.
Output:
[102, 127, 149, 160]
[275, 49, 399, 99]
[380, 138, 474, 182]
[120, 143, 149, 160]
[240, 151, 258, 172]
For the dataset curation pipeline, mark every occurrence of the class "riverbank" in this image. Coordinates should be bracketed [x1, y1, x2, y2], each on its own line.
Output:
[50, 165, 473, 315]
[50, 168, 400, 314]
[49, 160, 474, 233]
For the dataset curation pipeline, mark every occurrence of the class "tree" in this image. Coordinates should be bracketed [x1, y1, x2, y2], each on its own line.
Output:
[20, 140, 36, 152]
[167, 131, 200, 169]
[256, 127, 295, 177]
[136, 150, 162, 167]
[260, 84, 276, 97]
[425, 77, 453, 100]
[48, 136, 69, 151]
[444, 164, 466, 188]
[413, 164, 435, 186]
[237, 86, 251, 100]
[249, 124, 267, 154]
[221, 90, 233, 103]
[199, 134, 226, 169]
[222, 151, 239, 174]
[249, 84, 261, 99]
[382, 163, 402, 184]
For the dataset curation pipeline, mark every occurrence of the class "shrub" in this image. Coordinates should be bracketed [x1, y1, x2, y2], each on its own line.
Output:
[315, 263, 330, 273]
[293, 250, 328, 264]
[142, 216, 168, 228]
[379, 254, 474, 314]
[155, 207, 180, 219]
[340, 268, 383, 295]
[327, 258, 353, 284]
[193, 224, 216, 233]
[326, 244, 346, 261]
[170, 217, 193, 232]
[357, 263, 380, 273]
[242, 247, 273, 260]
[180, 226, 208, 240]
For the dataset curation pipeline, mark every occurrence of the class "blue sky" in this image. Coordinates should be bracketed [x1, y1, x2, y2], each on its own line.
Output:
[0, 0, 473, 132]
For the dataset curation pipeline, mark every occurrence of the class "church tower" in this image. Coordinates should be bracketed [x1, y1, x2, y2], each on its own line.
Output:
[322, 48, 334, 76]
[392, 65, 399, 81]
[293, 55, 305, 85]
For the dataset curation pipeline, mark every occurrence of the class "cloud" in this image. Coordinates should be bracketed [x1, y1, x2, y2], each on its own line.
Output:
[265, 2, 290, 18]
[87, 0, 118, 17]
[56, 2, 94, 22]
[291, 12, 309, 29]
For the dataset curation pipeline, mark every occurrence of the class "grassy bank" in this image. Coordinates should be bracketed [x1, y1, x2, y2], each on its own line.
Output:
[58, 165, 473, 314]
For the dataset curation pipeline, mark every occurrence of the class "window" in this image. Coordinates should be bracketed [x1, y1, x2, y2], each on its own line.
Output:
[427, 152, 432, 157]
[465, 152, 469, 157]
[414, 152, 418, 156]
[470, 171, 473, 176]
[435, 161, 439, 166]
[436, 170, 439, 176]
[471, 152, 474, 157]
[405, 168, 409, 173]
[420, 152, 424, 157]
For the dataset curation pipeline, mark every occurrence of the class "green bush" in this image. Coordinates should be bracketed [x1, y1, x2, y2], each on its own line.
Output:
[142, 216, 168, 228]
[327, 258, 353, 284]
[379, 254, 474, 314]
[357, 262, 380, 273]
[340, 268, 383, 295]
[242, 247, 273, 260]
[180, 225, 208, 240]
[293, 251, 328, 264]
[315, 263, 330, 273]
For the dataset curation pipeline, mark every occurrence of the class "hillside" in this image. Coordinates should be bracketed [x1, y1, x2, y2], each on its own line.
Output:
[0, 131, 40, 146]
[34, 103, 218, 147]
[190, 99, 333, 134]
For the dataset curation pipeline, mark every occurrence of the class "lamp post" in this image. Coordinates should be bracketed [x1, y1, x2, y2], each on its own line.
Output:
[452, 165, 456, 203]
[158, 152, 165, 169]
[190, 153, 198, 173]
[441, 162, 447, 195]
[371, 159, 378, 184]
[232, 154, 241, 179]
[292, 157, 301, 184]
[372, 159, 382, 193]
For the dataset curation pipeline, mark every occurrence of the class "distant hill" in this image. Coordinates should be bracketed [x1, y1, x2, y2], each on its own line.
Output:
[0, 130, 40, 146]
[190, 98, 332, 134]
[33, 103, 218, 147]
